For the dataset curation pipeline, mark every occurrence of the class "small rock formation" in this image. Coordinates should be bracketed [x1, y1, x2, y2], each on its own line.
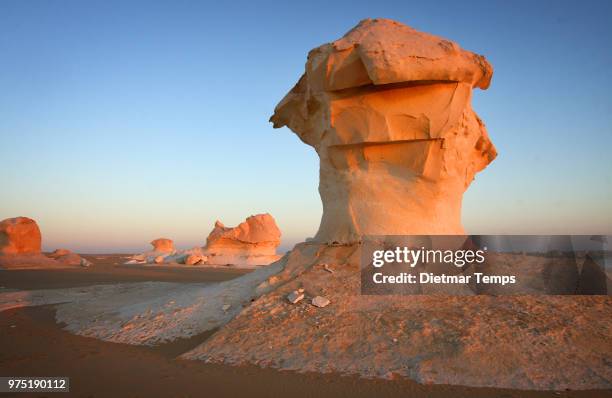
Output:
[0, 217, 41, 255]
[48, 248, 71, 258]
[270, 18, 496, 243]
[204, 213, 282, 266]
[150, 238, 174, 253]
[125, 237, 178, 265]
[184, 253, 207, 266]
[48, 248, 88, 266]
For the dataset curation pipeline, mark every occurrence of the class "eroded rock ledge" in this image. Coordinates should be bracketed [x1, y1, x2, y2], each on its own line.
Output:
[270, 18, 496, 243]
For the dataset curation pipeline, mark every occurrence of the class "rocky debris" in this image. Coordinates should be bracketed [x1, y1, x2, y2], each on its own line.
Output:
[80, 258, 92, 267]
[222, 304, 231, 312]
[184, 254, 207, 266]
[287, 290, 305, 304]
[204, 214, 282, 266]
[311, 296, 330, 308]
[154, 256, 165, 264]
[183, 243, 612, 391]
[0, 217, 42, 255]
[150, 238, 174, 253]
[270, 18, 496, 243]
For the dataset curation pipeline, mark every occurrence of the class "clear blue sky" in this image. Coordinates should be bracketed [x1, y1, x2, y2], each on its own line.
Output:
[1, 0, 611, 253]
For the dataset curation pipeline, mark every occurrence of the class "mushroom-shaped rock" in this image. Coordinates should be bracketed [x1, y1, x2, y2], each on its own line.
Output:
[204, 214, 281, 266]
[0, 217, 42, 255]
[150, 238, 174, 253]
[270, 18, 496, 243]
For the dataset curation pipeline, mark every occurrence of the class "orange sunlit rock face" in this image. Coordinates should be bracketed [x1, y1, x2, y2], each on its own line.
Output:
[205, 213, 281, 265]
[270, 18, 497, 243]
[150, 238, 175, 253]
[0, 217, 42, 255]
[0, 217, 90, 268]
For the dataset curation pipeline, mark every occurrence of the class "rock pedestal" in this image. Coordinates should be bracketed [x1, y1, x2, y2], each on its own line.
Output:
[271, 18, 496, 243]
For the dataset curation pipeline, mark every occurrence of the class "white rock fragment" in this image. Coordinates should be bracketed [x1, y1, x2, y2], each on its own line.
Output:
[311, 296, 330, 308]
[222, 304, 231, 312]
[322, 263, 334, 273]
[80, 258, 92, 268]
[287, 291, 305, 304]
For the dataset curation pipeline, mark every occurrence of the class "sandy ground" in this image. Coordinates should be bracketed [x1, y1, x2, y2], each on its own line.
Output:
[0, 254, 251, 290]
[2, 307, 608, 398]
[0, 255, 610, 397]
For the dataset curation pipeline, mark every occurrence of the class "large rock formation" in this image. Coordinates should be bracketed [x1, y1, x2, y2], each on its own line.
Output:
[182, 19, 608, 390]
[205, 213, 282, 266]
[270, 18, 496, 243]
[0, 217, 42, 255]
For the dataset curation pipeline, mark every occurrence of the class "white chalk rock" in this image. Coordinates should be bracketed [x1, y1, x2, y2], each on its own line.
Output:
[287, 291, 305, 304]
[311, 296, 330, 308]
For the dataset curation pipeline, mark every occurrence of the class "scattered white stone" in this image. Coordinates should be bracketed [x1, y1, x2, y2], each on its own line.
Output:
[125, 259, 146, 265]
[311, 296, 330, 308]
[322, 263, 334, 273]
[80, 258, 92, 268]
[287, 291, 305, 304]
[222, 304, 231, 312]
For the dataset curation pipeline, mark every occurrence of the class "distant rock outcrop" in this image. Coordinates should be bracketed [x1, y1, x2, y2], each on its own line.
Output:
[204, 214, 281, 266]
[0, 217, 89, 269]
[0, 217, 42, 255]
[124, 214, 281, 267]
[150, 238, 174, 253]
[48, 248, 92, 267]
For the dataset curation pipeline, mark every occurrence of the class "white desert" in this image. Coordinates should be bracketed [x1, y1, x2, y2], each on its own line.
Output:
[0, 18, 610, 392]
